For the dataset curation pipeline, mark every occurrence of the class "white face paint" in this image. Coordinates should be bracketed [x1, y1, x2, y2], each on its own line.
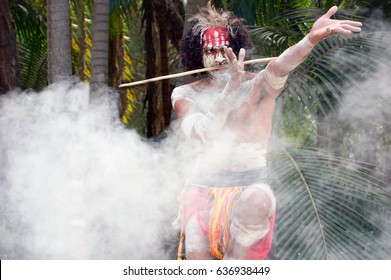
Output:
[202, 46, 230, 68]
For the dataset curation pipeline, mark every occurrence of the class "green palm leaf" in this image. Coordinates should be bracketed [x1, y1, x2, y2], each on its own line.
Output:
[268, 144, 391, 259]
[10, 0, 48, 90]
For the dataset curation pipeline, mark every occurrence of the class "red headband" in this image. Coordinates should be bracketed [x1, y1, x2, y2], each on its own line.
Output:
[202, 27, 230, 49]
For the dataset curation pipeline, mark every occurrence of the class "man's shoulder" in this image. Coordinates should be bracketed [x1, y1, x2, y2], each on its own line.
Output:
[175, 78, 208, 92]
[188, 77, 210, 88]
[172, 80, 203, 104]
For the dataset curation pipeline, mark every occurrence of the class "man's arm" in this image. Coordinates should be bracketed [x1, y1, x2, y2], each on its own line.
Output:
[172, 48, 246, 144]
[264, 6, 362, 91]
[173, 92, 232, 144]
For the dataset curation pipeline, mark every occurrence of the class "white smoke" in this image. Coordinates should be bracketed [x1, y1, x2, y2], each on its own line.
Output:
[0, 82, 195, 259]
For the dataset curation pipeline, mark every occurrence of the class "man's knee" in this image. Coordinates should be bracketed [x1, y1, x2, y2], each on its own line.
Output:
[229, 185, 276, 247]
[235, 186, 275, 223]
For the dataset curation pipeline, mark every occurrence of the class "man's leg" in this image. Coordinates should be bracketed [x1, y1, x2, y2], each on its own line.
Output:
[185, 212, 216, 260]
[224, 185, 275, 259]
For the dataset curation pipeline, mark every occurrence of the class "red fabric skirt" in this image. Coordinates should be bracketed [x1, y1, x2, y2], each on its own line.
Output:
[178, 184, 275, 260]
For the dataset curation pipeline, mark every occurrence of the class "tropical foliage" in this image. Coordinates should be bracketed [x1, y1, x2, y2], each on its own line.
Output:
[9, 0, 47, 90]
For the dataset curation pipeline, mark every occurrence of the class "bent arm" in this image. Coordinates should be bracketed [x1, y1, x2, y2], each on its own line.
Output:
[172, 48, 246, 144]
[172, 84, 236, 144]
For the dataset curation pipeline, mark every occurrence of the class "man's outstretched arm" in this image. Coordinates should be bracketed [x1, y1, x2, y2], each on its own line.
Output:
[264, 6, 362, 90]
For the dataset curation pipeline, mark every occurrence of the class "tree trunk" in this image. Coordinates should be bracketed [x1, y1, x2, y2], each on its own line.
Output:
[154, 28, 171, 135]
[160, 28, 172, 133]
[143, 0, 186, 137]
[90, 0, 110, 94]
[76, 0, 87, 82]
[153, 0, 185, 51]
[108, 32, 124, 88]
[47, 0, 72, 84]
[0, 0, 19, 93]
[143, 0, 157, 138]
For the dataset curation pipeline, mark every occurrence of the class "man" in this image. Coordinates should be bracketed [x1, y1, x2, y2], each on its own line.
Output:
[172, 5, 362, 260]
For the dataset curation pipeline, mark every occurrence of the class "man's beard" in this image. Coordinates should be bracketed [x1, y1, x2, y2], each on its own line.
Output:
[210, 69, 229, 82]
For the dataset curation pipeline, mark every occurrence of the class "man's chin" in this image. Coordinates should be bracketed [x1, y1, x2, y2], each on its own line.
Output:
[210, 68, 229, 79]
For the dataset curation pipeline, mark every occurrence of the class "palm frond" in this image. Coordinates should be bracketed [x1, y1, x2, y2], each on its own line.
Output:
[18, 42, 47, 91]
[11, 0, 48, 90]
[268, 144, 391, 259]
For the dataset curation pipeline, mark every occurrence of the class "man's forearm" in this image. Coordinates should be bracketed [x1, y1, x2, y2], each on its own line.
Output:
[181, 83, 236, 144]
[274, 35, 315, 76]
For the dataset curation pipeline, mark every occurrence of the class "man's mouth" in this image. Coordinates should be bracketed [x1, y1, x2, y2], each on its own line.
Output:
[215, 61, 228, 66]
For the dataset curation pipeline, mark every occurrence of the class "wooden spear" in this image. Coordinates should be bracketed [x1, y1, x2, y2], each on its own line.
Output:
[118, 57, 276, 88]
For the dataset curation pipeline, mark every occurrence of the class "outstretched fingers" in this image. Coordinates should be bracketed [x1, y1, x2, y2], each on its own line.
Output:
[339, 20, 363, 27]
[238, 48, 245, 62]
[310, 6, 362, 44]
[330, 22, 362, 35]
[340, 23, 362, 33]
[225, 47, 237, 63]
[224, 47, 246, 90]
[238, 48, 246, 71]
[324, 5, 338, 19]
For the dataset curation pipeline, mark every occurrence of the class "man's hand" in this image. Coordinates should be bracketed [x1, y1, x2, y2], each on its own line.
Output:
[225, 47, 246, 91]
[308, 6, 362, 45]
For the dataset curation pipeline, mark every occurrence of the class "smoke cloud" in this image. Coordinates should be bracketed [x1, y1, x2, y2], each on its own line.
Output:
[0, 82, 195, 259]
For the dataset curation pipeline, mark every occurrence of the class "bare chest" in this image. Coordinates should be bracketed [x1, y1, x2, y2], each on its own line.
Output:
[226, 99, 275, 144]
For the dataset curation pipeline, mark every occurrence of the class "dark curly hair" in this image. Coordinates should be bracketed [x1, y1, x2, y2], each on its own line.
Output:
[179, 7, 253, 72]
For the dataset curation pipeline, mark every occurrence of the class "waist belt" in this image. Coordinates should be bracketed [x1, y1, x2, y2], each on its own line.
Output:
[190, 168, 268, 187]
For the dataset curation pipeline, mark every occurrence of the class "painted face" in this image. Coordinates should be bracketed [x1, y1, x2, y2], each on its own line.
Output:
[202, 46, 230, 67]
[202, 27, 230, 68]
